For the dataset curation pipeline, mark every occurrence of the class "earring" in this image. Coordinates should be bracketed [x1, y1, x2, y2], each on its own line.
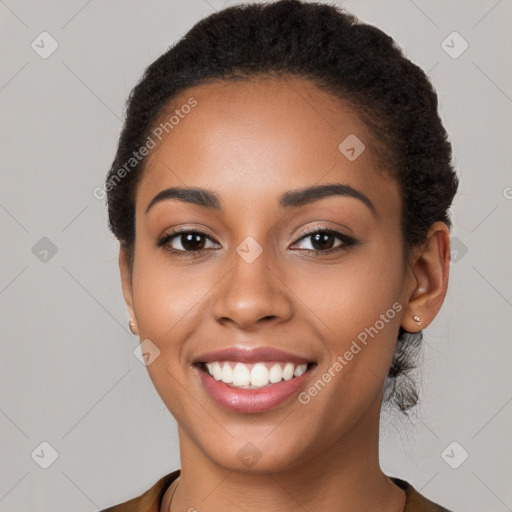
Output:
[128, 319, 138, 335]
[413, 315, 422, 326]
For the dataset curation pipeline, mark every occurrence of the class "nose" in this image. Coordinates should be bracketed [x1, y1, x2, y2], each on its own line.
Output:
[213, 243, 293, 331]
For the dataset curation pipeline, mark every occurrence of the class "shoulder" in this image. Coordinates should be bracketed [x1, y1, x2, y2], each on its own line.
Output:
[390, 477, 454, 512]
[98, 469, 180, 512]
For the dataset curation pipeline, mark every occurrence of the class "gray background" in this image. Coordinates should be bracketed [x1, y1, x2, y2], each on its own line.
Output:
[1, 0, 511, 511]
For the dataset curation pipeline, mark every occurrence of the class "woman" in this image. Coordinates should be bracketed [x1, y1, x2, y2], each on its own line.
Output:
[100, 1, 458, 510]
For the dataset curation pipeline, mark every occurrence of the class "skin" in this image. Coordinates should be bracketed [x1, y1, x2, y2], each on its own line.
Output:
[118, 76, 451, 512]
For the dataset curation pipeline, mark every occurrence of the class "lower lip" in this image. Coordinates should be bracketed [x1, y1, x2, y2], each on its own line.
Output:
[196, 365, 314, 414]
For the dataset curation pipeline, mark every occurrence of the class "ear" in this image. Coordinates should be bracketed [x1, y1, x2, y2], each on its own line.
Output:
[401, 222, 451, 332]
[119, 245, 138, 335]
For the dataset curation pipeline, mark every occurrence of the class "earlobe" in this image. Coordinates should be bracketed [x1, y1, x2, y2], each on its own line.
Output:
[402, 222, 451, 332]
[119, 246, 138, 334]
[128, 318, 139, 335]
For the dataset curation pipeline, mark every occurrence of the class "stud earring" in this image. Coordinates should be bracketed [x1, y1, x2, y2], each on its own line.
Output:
[413, 314, 422, 326]
[128, 319, 138, 335]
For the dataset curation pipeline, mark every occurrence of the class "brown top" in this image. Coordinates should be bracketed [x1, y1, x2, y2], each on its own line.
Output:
[99, 469, 453, 512]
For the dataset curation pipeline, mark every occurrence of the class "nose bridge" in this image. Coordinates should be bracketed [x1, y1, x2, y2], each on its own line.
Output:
[213, 235, 292, 328]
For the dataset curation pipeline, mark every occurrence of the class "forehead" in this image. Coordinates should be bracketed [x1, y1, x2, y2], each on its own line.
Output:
[137, 76, 399, 217]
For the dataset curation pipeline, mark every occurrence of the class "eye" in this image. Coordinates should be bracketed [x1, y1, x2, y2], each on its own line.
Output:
[157, 228, 219, 256]
[291, 227, 358, 255]
[157, 226, 358, 257]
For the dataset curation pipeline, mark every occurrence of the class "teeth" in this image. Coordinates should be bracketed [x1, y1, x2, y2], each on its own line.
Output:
[204, 361, 309, 389]
[293, 363, 307, 377]
[232, 362, 250, 386]
[283, 362, 294, 381]
[269, 363, 283, 383]
[211, 361, 222, 380]
[250, 363, 269, 387]
[221, 363, 233, 383]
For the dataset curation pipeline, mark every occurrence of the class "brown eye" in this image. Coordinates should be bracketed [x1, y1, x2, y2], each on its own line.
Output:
[157, 229, 220, 255]
[176, 232, 207, 251]
[308, 232, 337, 251]
[291, 228, 358, 254]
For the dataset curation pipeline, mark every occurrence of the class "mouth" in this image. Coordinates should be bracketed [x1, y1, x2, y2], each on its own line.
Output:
[191, 346, 318, 414]
[194, 360, 316, 390]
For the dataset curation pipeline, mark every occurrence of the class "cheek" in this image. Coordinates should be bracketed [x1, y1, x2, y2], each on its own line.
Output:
[131, 244, 210, 341]
[290, 242, 405, 398]
[293, 246, 403, 340]
[129, 246, 204, 411]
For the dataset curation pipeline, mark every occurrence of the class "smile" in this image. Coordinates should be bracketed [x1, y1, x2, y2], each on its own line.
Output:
[200, 361, 310, 389]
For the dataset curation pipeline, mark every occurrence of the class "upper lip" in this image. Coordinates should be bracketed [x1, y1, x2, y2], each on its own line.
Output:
[193, 346, 313, 365]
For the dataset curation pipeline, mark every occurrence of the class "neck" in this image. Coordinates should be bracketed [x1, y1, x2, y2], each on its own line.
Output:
[163, 397, 405, 512]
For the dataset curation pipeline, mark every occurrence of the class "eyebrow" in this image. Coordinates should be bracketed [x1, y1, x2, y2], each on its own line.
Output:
[145, 182, 376, 216]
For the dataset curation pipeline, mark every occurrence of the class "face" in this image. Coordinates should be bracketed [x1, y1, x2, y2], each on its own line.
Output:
[120, 76, 422, 472]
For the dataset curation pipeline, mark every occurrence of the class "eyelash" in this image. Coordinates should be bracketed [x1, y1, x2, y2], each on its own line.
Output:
[156, 226, 358, 257]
